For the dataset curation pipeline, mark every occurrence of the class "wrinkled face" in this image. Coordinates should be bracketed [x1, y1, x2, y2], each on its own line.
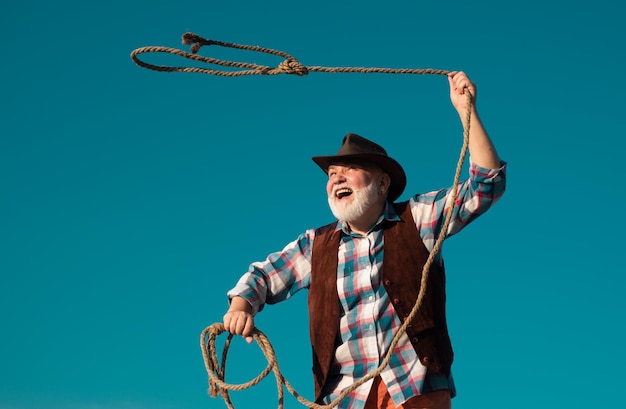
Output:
[326, 162, 387, 223]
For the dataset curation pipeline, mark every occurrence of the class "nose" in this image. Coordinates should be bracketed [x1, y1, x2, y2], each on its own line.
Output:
[329, 171, 346, 185]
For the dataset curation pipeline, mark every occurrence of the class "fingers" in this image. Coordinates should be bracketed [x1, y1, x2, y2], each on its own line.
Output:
[447, 71, 476, 96]
[447, 72, 456, 89]
[223, 310, 255, 343]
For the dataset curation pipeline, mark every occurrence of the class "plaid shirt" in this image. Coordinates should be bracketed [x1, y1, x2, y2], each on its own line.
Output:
[228, 162, 506, 408]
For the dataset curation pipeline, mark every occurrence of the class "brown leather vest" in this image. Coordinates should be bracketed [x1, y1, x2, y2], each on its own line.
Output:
[309, 201, 453, 402]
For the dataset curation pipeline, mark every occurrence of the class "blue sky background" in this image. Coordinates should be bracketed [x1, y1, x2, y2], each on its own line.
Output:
[1, 1, 625, 408]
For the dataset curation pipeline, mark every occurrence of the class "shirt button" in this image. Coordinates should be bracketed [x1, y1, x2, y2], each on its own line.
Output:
[393, 298, 400, 305]
[384, 279, 392, 286]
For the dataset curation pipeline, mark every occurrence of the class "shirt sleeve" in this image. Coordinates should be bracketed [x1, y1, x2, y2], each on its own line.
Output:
[226, 229, 316, 315]
[409, 161, 507, 255]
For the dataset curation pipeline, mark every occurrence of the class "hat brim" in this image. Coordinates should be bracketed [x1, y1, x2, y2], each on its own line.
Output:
[312, 153, 406, 202]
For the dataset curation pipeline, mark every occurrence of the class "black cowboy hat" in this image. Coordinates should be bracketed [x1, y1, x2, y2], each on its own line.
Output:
[312, 133, 406, 202]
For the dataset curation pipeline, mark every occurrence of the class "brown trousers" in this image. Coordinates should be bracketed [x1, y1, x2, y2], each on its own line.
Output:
[364, 376, 451, 409]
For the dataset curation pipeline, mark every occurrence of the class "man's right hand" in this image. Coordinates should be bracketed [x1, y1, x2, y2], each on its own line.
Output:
[223, 296, 255, 344]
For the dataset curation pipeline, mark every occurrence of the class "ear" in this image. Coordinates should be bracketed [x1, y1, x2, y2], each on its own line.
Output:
[379, 173, 391, 195]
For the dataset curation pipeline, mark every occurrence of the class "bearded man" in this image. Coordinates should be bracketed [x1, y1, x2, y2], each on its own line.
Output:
[223, 71, 507, 409]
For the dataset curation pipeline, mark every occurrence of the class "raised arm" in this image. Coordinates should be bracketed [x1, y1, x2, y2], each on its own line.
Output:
[448, 71, 501, 169]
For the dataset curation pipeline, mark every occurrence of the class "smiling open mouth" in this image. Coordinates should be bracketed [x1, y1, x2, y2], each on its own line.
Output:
[335, 187, 353, 199]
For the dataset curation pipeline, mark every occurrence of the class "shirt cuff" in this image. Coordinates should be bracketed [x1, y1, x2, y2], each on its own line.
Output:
[227, 285, 263, 315]
[469, 160, 507, 178]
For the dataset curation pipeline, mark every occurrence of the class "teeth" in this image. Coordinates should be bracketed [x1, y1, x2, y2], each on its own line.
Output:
[335, 188, 352, 198]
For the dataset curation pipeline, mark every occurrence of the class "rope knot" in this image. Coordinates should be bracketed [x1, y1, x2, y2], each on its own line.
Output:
[277, 59, 309, 76]
[182, 32, 215, 54]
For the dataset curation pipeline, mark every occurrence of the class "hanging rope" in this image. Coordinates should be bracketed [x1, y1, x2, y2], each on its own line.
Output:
[132, 32, 472, 409]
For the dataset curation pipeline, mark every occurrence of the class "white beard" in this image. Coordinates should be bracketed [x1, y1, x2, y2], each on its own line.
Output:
[328, 180, 380, 223]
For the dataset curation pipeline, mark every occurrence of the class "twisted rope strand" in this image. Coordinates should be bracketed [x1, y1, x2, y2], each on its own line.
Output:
[132, 32, 471, 408]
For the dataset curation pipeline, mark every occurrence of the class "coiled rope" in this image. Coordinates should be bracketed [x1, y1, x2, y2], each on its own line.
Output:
[131, 32, 472, 409]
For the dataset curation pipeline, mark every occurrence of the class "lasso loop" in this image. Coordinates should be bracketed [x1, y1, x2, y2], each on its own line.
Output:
[130, 32, 450, 77]
[134, 32, 472, 408]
